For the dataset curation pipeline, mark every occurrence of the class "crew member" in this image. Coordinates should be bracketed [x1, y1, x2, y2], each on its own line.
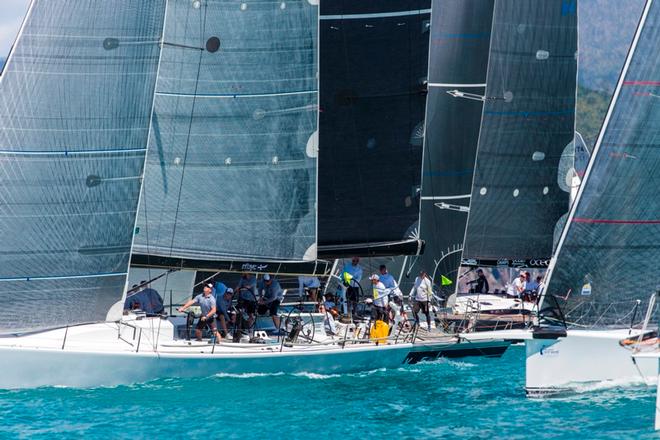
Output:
[216, 287, 235, 338]
[298, 275, 321, 303]
[258, 274, 284, 331]
[410, 270, 433, 330]
[235, 272, 258, 330]
[178, 283, 221, 341]
[370, 274, 389, 322]
[340, 257, 363, 316]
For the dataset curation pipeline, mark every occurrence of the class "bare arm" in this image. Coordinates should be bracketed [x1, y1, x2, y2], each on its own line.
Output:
[178, 297, 196, 312]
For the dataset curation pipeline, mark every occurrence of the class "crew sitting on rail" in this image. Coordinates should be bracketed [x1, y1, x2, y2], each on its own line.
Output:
[235, 272, 258, 330]
[178, 283, 221, 342]
[123, 280, 165, 315]
[216, 287, 235, 339]
[323, 292, 339, 319]
[258, 274, 284, 332]
[298, 275, 321, 303]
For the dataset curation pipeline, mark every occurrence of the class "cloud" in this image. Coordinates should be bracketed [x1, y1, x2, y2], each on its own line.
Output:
[0, 0, 31, 57]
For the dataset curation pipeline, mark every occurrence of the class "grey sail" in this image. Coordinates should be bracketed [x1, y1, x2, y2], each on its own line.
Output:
[542, 0, 660, 327]
[317, 0, 431, 257]
[133, 0, 318, 262]
[0, 0, 165, 333]
[403, 0, 494, 290]
[462, 0, 578, 262]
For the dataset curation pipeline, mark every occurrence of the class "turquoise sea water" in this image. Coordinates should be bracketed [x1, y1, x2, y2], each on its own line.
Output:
[0, 345, 656, 439]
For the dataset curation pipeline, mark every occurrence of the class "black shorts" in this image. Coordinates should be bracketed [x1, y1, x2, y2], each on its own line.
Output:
[196, 317, 217, 331]
[258, 300, 280, 317]
[238, 300, 256, 315]
[347, 286, 360, 302]
[414, 300, 429, 314]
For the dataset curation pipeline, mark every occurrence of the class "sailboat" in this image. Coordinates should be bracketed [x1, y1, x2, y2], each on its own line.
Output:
[451, 0, 578, 333]
[525, 0, 660, 395]
[0, 0, 507, 389]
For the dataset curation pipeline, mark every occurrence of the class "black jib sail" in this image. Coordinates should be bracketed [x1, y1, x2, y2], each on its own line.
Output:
[462, 0, 578, 263]
[317, 0, 431, 258]
[401, 0, 494, 290]
[542, 0, 660, 327]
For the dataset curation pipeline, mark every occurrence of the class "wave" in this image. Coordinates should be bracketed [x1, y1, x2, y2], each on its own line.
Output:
[572, 375, 657, 393]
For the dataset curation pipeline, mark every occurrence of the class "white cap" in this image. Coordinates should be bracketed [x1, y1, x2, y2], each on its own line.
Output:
[205, 283, 213, 289]
[225, 288, 234, 294]
[263, 274, 271, 281]
[369, 274, 379, 281]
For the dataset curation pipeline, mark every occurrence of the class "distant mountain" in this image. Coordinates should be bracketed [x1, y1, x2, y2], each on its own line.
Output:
[576, 85, 611, 151]
[579, 0, 645, 92]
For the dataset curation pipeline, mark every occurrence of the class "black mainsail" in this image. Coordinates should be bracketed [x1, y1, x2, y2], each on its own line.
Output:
[317, 0, 431, 258]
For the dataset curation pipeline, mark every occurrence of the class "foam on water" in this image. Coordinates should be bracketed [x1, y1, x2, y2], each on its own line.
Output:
[0, 346, 657, 439]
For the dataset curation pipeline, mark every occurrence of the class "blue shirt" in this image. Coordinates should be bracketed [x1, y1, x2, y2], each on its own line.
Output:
[258, 279, 284, 303]
[193, 293, 216, 316]
[213, 282, 228, 299]
[379, 272, 397, 289]
[298, 276, 320, 295]
[341, 262, 363, 287]
[237, 275, 257, 301]
[526, 281, 539, 292]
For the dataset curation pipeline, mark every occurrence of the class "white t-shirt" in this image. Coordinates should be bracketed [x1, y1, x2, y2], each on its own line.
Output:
[372, 281, 389, 307]
[513, 277, 526, 294]
[411, 276, 433, 302]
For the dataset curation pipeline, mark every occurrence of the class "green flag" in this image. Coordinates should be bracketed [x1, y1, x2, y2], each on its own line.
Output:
[440, 275, 453, 286]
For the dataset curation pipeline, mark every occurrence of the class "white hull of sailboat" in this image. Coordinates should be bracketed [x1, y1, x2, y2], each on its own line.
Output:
[525, 329, 657, 395]
[0, 317, 510, 389]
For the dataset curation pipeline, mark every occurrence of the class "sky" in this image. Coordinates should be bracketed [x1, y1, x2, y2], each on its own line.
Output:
[0, 0, 30, 59]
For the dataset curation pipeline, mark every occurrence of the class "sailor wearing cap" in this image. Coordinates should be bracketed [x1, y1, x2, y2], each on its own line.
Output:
[178, 283, 221, 341]
[258, 274, 284, 332]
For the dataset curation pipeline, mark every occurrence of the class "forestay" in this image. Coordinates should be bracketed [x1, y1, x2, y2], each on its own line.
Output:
[0, 0, 165, 333]
[134, 0, 318, 262]
[462, 0, 578, 261]
[543, 0, 660, 327]
[317, 0, 430, 257]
